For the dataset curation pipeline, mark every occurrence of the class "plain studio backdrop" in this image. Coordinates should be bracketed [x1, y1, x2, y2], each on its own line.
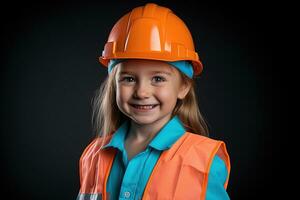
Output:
[1, 0, 278, 199]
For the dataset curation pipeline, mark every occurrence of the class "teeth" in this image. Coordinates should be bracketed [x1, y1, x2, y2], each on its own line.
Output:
[133, 105, 156, 109]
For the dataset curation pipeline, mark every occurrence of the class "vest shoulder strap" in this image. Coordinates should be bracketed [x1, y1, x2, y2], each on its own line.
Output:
[78, 134, 117, 195]
[179, 132, 230, 188]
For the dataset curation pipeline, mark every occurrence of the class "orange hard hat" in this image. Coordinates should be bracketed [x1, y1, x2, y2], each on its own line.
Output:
[99, 3, 203, 75]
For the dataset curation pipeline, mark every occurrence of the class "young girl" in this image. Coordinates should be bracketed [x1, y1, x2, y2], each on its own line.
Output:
[77, 3, 230, 200]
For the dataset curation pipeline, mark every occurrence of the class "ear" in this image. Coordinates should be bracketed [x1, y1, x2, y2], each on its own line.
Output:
[177, 80, 192, 100]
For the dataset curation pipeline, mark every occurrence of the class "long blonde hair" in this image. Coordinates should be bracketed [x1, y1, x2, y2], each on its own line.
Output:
[91, 65, 209, 146]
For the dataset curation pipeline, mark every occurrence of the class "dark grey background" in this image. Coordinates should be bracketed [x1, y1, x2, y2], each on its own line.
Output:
[1, 0, 278, 199]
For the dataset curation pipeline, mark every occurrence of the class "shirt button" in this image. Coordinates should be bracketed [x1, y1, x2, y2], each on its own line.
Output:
[124, 191, 131, 198]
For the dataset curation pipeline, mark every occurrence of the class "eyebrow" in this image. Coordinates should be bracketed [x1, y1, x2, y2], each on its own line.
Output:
[119, 71, 172, 76]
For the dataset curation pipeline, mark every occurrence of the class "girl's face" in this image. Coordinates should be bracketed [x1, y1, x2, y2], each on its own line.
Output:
[115, 59, 190, 126]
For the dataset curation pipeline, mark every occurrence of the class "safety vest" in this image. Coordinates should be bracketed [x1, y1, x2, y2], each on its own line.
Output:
[77, 132, 230, 200]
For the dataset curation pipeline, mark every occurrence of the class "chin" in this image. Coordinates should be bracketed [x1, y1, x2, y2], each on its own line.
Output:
[130, 116, 159, 125]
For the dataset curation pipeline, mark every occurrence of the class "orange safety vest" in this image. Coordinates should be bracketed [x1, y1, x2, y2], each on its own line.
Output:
[77, 132, 230, 200]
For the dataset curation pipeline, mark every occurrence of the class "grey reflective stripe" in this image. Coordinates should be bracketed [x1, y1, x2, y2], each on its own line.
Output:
[76, 193, 102, 200]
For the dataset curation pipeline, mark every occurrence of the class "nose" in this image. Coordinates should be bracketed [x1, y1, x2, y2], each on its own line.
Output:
[133, 81, 151, 99]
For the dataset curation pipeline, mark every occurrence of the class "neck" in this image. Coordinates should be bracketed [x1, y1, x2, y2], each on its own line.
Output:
[127, 115, 172, 143]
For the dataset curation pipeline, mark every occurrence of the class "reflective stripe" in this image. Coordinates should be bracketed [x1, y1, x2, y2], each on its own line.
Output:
[76, 193, 102, 200]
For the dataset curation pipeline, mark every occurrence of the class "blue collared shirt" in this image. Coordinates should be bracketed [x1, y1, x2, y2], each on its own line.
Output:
[102, 116, 229, 199]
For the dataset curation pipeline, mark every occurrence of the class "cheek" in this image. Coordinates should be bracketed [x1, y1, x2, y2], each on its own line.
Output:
[116, 85, 131, 103]
[155, 86, 178, 103]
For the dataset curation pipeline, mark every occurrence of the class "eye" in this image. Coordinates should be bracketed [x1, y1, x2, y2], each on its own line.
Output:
[120, 76, 135, 83]
[152, 76, 166, 83]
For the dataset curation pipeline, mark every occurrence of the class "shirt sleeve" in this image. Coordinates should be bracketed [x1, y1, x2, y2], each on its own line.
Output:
[205, 155, 230, 200]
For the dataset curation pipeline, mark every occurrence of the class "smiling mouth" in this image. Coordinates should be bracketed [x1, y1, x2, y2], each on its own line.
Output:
[130, 104, 159, 110]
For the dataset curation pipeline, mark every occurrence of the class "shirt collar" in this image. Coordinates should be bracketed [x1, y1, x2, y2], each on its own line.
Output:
[101, 121, 129, 152]
[101, 115, 186, 151]
[149, 116, 186, 150]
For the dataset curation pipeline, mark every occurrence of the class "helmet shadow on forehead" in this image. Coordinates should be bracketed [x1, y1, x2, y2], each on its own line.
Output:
[116, 59, 176, 74]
